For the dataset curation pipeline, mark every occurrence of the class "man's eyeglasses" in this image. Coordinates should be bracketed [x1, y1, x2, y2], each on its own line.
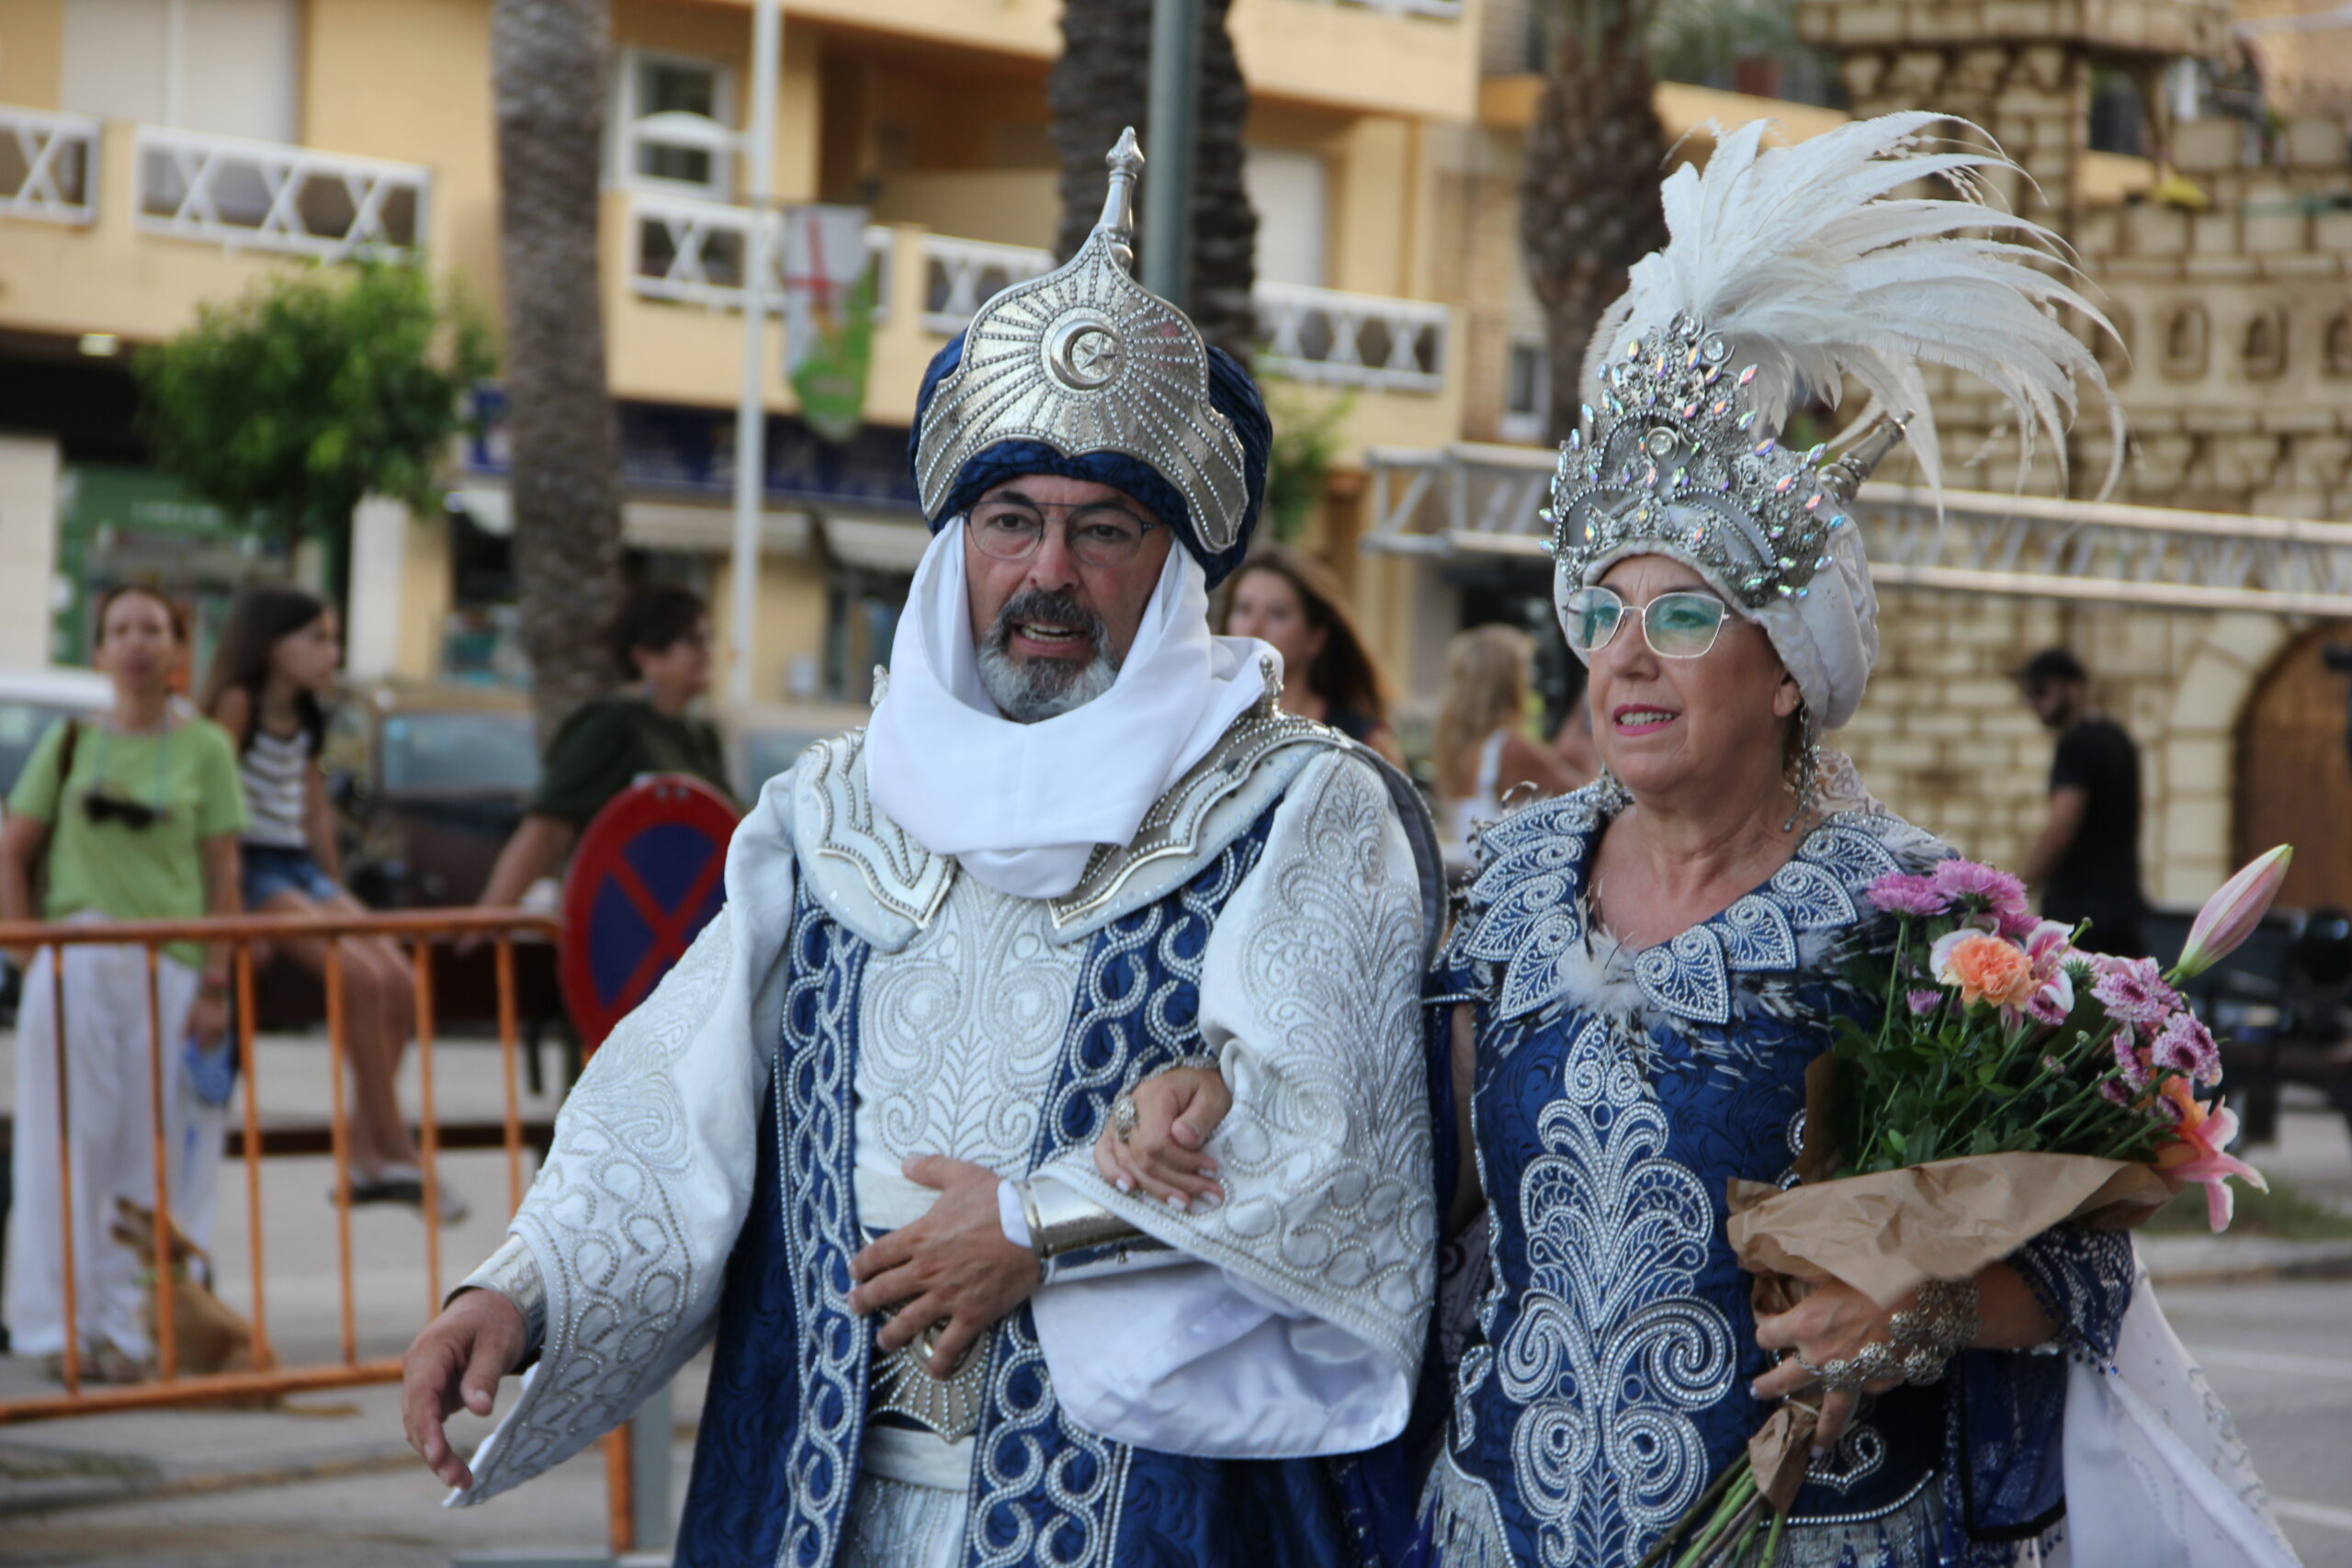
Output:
[83, 789, 165, 830]
[1560, 585, 1733, 660]
[967, 499, 1161, 570]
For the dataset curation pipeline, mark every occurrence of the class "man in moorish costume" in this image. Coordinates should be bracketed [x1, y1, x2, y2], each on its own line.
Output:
[400, 130, 1442, 1568]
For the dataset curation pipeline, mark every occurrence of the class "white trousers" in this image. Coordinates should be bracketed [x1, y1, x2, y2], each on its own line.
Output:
[840, 1428, 972, 1568]
[6, 927, 219, 1359]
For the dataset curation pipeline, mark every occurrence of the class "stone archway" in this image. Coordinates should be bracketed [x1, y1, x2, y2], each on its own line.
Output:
[2154, 613, 2297, 904]
[2233, 623, 2352, 912]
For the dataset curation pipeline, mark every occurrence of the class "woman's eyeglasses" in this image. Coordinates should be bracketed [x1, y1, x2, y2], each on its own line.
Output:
[83, 789, 165, 830]
[1561, 586, 1732, 660]
[968, 499, 1161, 570]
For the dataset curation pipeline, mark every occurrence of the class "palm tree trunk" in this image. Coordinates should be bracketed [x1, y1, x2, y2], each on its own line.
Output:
[1521, 5, 1671, 443]
[491, 0, 626, 740]
[1049, 0, 1259, 359]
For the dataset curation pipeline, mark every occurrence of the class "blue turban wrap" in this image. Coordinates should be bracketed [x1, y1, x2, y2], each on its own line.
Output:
[908, 331, 1272, 589]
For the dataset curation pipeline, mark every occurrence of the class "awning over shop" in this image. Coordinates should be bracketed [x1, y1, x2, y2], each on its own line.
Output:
[1363, 444, 2352, 617]
[820, 512, 933, 575]
[446, 486, 815, 555]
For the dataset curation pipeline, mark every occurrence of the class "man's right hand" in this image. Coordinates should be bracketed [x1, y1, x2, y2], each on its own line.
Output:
[401, 1289, 527, 1490]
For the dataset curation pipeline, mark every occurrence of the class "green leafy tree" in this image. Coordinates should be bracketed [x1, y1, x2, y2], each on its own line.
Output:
[134, 260, 494, 592]
[1261, 378, 1354, 544]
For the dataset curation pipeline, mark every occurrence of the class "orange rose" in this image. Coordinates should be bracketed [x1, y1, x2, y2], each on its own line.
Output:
[1938, 932, 2037, 1010]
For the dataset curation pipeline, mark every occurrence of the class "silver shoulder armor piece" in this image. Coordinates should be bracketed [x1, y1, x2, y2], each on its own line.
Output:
[1046, 684, 1339, 938]
[793, 728, 957, 950]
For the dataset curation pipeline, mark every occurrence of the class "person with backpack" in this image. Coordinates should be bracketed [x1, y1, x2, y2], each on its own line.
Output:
[1, 586, 245, 1382]
[202, 586, 461, 1222]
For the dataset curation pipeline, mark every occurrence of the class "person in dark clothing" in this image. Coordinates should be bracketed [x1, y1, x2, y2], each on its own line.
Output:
[2017, 647, 2150, 956]
[472, 586, 735, 919]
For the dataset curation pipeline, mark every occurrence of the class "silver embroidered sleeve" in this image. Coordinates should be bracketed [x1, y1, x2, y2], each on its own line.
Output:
[456, 1234, 548, 1355]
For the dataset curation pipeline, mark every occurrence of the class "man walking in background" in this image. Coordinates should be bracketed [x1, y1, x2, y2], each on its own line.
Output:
[2018, 646, 2151, 956]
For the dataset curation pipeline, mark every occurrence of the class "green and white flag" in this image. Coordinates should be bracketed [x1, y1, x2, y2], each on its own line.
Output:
[782, 204, 874, 445]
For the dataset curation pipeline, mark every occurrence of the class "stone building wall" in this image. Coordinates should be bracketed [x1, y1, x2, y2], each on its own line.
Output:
[1792, 0, 2349, 908]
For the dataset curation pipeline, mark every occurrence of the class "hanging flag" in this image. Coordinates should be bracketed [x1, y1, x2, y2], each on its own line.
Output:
[781, 203, 874, 445]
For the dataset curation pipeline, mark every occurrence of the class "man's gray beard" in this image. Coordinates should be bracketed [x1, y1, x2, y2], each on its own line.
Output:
[977, 591, 1120, 723]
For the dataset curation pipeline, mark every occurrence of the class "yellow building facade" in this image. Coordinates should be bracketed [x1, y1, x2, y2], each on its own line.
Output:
[0, 0, 1483, 696]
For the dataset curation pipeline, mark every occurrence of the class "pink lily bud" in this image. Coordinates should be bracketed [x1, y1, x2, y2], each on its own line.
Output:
[2175, 845, 2292, 981]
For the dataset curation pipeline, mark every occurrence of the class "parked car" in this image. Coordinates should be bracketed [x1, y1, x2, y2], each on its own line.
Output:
[722, 701, 873, 804]
[0, 667, 115, 801]
[325, 682, 544, 909]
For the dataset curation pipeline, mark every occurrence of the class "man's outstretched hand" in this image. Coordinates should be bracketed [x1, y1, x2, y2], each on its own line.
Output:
[401, 1289, 528, 1490]
[847, 1155, 1038, 1380]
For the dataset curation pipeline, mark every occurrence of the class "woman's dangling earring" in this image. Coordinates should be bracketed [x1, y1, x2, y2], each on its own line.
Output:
[1782, 704, 1823, 834]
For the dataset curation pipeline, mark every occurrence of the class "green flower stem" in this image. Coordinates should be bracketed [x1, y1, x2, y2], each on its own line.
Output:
[1673, 1470, 1758, 1568]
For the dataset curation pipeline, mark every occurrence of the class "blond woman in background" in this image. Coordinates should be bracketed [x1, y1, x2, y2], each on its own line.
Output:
[1432, 625, 1588, 859]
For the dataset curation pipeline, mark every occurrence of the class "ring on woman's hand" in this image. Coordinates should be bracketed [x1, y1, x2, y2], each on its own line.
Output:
[1111, 1092, 1140, 1145]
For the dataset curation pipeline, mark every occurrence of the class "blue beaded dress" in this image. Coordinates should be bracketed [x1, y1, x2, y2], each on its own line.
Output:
[1411, 783, 2136, 1568]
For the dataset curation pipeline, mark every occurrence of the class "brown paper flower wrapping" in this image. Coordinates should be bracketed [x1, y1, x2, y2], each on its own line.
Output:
[1725, 1153, 2175, 1309]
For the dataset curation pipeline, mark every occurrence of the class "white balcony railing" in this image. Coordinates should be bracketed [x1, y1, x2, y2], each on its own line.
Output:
[628, 197, 1453, 397]
[1256, 281, 1446, 392]
[0, 106, 99, 225]
[1361, 443, 2352, 617]
[135, 124, 430, 257]
[628, 193, 893, 320]
[921, 235, 1055, 334]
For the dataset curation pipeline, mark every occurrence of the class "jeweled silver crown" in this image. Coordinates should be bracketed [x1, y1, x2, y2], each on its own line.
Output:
[1544, 313, 1905, 610]
[913, 129, 1251, 555]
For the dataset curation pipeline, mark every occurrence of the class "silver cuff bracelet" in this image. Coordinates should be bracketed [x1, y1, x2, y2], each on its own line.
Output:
[1017, 1178, 1147, 1282]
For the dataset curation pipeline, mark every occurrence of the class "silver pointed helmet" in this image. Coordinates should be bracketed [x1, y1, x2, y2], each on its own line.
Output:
[911, 129, 1254, 558]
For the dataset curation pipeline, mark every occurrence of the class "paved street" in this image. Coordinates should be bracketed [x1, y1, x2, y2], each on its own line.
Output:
[1, 1032, 2347, 1565]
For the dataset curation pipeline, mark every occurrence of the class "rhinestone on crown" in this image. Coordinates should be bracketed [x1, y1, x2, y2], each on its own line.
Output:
[1543, 313, 1890, 610]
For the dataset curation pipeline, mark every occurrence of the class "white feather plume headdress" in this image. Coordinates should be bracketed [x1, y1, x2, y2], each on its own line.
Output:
[1577, 110, 2118, 504]
[1544, 111, 2122, 730]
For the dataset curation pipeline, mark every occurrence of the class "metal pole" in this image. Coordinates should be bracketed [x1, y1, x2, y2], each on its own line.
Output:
[729, 0, 783, 706]
[1142, 0, 1200, 307]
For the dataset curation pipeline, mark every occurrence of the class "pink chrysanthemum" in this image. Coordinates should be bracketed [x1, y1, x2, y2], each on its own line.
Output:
[2092, 955, 2177, 1028]
[2099, 1077, 2134, 1107]
[1996, 906, 2042, 942]
[1929, 859, 2030, 919]
[1906, 988, 1944, 1016]
[2151, 1011, 2223, 1087]
[1868, 873, 1951, 919]
[2111, 1027, 2153, 1089]
[2026, 989, 2071, 1027]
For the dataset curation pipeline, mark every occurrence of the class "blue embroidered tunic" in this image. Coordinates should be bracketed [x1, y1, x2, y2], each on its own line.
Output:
[1415, 785, 2135, 1568]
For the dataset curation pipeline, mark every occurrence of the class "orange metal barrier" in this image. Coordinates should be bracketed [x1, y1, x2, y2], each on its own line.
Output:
[0, 908, 557, 1423]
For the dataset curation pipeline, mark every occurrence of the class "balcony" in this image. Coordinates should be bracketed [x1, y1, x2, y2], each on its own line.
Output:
[1, 106, 98, 225]
[606, 191, 1448, 430]
[0, 110, 438, 345]
[135, 124, 430, 259]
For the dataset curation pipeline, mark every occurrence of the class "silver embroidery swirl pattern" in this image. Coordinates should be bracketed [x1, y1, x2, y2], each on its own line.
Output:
[783, 894, 870, 1568]
[858, 876, 1082, 1172]
[475, 915, 735, 1497]
[967, 829, 1268, 1568]
[1205, 752, 1432, 1350]
[1500, 1016, 1735, 1568]
[803, 728, 955, 930]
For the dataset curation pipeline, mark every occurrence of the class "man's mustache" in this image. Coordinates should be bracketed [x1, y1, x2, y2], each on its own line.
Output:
[989, 589, 1109, 659]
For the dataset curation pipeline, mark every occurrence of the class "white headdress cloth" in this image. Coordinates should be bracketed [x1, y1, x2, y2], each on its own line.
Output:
[866, 525, 1272, 900]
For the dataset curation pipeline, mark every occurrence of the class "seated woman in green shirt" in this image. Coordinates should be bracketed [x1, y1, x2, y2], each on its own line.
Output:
[473, 585, 734, 917]
[1, 586, 246, 1382]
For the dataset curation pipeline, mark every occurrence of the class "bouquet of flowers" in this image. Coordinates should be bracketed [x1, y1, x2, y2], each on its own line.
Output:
[1644, 845, 2292, 1568]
